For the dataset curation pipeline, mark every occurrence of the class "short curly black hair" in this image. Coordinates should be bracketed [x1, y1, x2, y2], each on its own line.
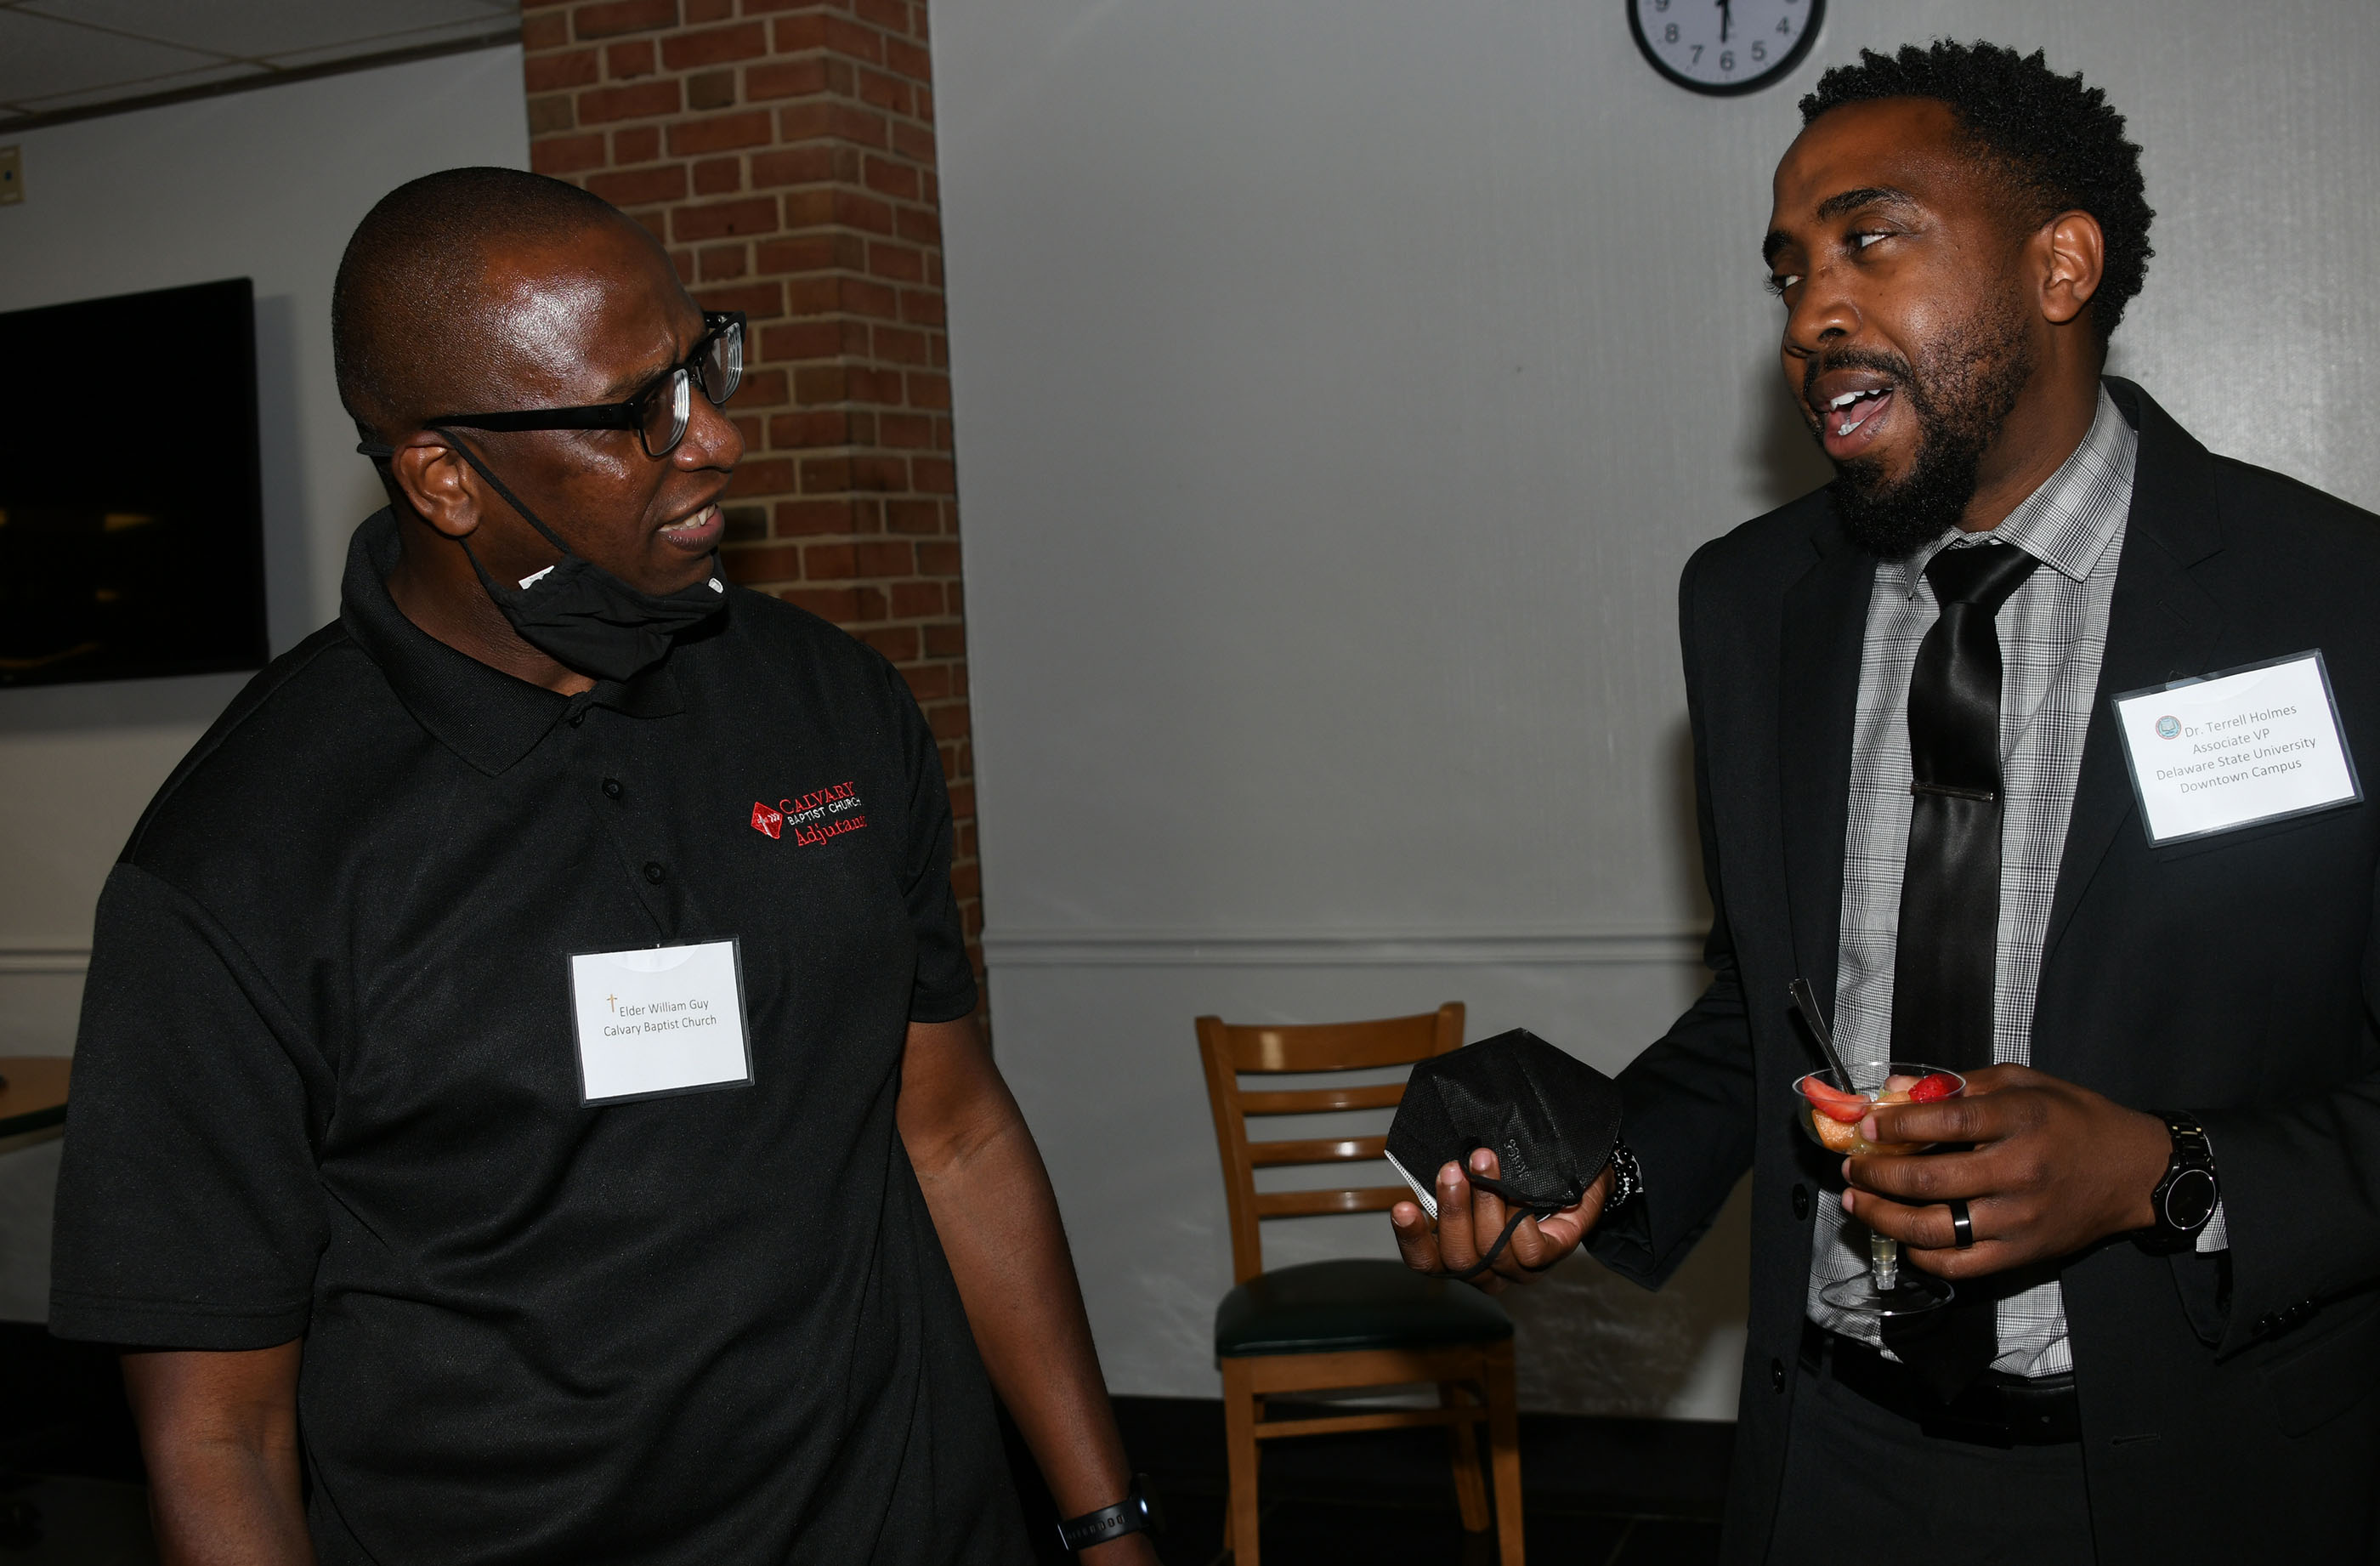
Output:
[1799, 41, 2153, 345]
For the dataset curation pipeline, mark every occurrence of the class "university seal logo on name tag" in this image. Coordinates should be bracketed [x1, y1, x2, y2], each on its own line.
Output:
[2112, 650, 2361, 847]
[568, 939, 754, 1105]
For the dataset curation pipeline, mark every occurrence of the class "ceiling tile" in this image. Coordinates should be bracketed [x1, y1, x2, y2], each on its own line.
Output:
[17, 0, 516, 63]
[0, 7, 225, 104]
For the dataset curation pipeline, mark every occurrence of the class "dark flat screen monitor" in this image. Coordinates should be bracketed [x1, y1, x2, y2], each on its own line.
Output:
[0, 277, 269, 688]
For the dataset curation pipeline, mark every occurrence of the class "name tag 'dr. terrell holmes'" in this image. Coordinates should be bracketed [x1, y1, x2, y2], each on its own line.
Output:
[2112, 650, 2362, 846]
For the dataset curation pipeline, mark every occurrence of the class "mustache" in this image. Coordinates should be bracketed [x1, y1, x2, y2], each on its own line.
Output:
[1801, 346, 1915, 410]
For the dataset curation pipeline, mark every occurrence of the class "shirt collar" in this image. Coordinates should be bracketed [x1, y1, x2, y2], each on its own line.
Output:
[338, 508, 685, 776]
[1889, 383, 2139, 599]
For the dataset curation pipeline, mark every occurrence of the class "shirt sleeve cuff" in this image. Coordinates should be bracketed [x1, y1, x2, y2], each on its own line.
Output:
[2196, 1199, 2230, 1253]
[47, 1291, 310, 1351]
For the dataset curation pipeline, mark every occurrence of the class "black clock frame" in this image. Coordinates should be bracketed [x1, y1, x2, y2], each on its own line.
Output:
[1627, 0, 1826, 98]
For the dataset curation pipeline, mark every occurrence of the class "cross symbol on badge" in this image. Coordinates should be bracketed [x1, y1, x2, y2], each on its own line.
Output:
[607, 994, 617, 1013]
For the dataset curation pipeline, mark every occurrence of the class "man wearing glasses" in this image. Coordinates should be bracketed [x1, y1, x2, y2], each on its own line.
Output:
[48, 168, 1158, 1566]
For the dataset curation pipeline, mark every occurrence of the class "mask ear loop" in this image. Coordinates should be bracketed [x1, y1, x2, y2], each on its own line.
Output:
[355, 434, 578, 587]
[434, 432, 581, 560]
[1447, 1160, 1590, 1281]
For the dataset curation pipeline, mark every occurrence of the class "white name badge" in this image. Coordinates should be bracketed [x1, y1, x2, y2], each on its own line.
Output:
[2112, 650, 2361, 846]
[569, 939, 754, 1105]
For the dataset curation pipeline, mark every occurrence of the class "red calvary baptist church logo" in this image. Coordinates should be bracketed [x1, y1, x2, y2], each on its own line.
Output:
[752, 781, 866, 845]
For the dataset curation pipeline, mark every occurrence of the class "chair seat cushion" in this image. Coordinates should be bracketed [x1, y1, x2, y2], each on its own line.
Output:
[1214, 1258, 1514, 1358]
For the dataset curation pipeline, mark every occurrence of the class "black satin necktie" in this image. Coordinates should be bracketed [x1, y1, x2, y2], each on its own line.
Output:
[1890, 542, 2040, 1067]
[1880, 541, 2038, 1399]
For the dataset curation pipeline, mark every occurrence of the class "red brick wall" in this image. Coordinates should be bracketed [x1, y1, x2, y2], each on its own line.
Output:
[520, 0, 982, 977]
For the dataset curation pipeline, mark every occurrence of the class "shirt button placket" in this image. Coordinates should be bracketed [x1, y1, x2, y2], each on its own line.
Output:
[590, 752, 672, 933]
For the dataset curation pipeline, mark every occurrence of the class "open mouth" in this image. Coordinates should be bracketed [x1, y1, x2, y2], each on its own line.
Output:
[1816, 383, 1896, 459]
[1826, 386, 1893, 438]
[657, 502, 723, 551]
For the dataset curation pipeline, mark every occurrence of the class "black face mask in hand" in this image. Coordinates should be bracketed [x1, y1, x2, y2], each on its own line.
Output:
[359, 437, 728, 683]
[1386, 1029, 1624, 1279]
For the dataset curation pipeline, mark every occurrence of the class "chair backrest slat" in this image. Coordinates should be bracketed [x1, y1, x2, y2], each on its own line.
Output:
[1239, 1082, 1406, 1115]
[1244, 1133, 1387, 1168]
[1197, 1003, 1464, 1283]
[1253, 1185, 1415, 1219]
[1222, 1014, 1447, 1074]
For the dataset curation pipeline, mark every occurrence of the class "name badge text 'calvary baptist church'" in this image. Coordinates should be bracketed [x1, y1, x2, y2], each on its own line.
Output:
[2113, 650, 2361, 847]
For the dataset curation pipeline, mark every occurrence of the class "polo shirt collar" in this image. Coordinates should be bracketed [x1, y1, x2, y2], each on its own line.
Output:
[338, 508, 685, 776]
[1890, 383, 2139, 599]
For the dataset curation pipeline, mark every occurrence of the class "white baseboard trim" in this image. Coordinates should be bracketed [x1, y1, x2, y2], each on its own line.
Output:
[0, 946, 91, 976]
[980, 924, 1710, 968]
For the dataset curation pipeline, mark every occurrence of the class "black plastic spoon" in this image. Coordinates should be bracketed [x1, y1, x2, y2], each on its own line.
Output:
[1788, 978, 1854, 1092]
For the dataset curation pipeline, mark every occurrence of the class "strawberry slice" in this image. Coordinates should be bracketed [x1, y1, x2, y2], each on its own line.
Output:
[1908, 1072, 1961, 1104]
[1800, 1077, 1871, 1124]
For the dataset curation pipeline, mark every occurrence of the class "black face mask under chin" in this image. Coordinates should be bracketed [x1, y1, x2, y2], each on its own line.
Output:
[361, 436, 728, 683]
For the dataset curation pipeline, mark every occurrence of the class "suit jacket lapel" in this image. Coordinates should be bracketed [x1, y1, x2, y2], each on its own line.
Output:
[2040, 379, 2227, 976]
[1777, 508, 1874, 1023]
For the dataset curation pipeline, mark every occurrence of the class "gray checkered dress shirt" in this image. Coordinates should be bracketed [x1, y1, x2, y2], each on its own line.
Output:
[1804, 388, 2225, 1378]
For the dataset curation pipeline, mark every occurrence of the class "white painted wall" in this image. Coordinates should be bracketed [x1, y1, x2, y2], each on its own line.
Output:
[932, 0, 2380, 1416]
[0, 46, 528, 1320]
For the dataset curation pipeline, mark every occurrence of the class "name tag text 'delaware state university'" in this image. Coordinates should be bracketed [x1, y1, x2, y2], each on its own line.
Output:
[569, 939, 755, 1105]
[2113, 650, 2361, 847]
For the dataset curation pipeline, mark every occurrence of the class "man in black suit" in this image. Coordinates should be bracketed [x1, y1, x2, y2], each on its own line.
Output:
[1393, 42, 2380, 1564]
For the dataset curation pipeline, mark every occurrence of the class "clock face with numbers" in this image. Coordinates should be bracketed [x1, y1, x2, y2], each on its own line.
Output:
[1629, 0, 1825, 96]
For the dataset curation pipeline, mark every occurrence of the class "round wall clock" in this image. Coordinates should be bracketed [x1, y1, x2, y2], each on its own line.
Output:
[1629, 0, 1825, 97]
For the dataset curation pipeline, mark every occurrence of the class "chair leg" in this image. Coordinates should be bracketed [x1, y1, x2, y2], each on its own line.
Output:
[1442, 1380, 1491, 1532]
[1485, 1338, 1525, 1566]
[1221, 1358, 1262, 1565]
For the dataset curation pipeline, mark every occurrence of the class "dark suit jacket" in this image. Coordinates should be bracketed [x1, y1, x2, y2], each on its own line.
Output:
[1590, 380, 2380, 1564]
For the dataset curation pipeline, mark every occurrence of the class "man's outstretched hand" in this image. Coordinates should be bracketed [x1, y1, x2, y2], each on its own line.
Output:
[1843, 1064, 2173, 1278]
[1391, 1149, 1612, 1293]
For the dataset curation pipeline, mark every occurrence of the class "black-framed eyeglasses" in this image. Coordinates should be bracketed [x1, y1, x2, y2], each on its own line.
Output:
[424, 311, 745, 459]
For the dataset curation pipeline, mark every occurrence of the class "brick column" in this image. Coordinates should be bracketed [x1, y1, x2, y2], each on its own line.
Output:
[520, 0, 981, 975]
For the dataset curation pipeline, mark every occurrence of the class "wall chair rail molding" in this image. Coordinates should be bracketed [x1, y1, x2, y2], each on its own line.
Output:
[0, 945, 91, 977]
[979, 925, 1711, 969]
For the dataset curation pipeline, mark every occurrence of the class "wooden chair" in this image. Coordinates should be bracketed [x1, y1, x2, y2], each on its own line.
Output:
[1198, 1003, 1523, 1566]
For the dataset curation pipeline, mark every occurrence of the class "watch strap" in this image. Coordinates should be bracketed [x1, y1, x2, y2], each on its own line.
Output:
[1055, 1475, 1161, 1553]
[1604, 1138, 1643, 1214]
[2140, 1112, 2218, 1253]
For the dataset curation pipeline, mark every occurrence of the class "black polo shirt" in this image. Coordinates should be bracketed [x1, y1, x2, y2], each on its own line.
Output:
[49, 509, 1026, 1566]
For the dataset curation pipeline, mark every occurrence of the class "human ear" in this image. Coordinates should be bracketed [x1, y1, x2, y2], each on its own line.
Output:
[389, 440, 484, 542]
[2037, 210, 2106, 327]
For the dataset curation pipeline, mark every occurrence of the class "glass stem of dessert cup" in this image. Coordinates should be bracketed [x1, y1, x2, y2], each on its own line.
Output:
[1821, 1210, 1952, 1317]
[1869, 1229, 1902, 1292]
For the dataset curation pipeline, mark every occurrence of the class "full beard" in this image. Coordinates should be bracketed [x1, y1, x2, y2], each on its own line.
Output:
[1810, 304, 2034, 561]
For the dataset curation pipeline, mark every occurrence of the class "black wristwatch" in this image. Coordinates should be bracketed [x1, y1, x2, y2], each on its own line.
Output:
[1056, 1475, 1162, 1554]
[2139, 1113, 2218, 1253]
